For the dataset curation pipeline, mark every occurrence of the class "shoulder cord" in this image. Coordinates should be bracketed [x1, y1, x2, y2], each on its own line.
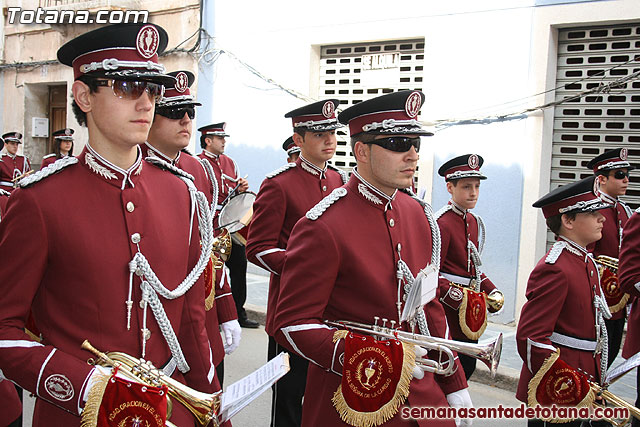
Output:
[199, 158, 219, 214]
[127, 175, 213, 373]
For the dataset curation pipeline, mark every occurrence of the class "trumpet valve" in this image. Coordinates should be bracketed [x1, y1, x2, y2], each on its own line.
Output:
[373, 316, 379, 326]
[381, 318, 388, 328]
[390, 320, 396, 330]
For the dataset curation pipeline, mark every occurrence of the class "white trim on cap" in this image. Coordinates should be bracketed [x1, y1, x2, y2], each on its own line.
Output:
[158, 94, 196, 106]
[362, 118, 422, 132]
[558, 197, 604, 213]
[79, 58, 165, 75]
[294, 118, 338, 128]
[597, 160, 631, 170]
[445, 170, 485, 180]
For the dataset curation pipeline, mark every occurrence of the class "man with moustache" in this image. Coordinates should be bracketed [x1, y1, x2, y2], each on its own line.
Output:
[143, 70, 241, 386]
[274, 91, 471, 427]
[0, 24, 219, 426]
[0, 132, 30, 192]
[247, 99, 347, 427]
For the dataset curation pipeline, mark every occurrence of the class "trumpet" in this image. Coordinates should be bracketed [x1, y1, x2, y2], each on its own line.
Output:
[325, 318, 502, 378]
[595, 255, 618, 272]
[590, 381, 640, 426]
[82, 340, 221, 427]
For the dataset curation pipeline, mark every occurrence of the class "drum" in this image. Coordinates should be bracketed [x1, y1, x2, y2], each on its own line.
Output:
[218, 191, 256, 246]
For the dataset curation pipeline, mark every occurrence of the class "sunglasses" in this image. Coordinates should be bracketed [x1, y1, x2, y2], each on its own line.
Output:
[94, 79, 165, 102]
[367, 136, 421, 153]
[613, 170, 630, 180]
[156, 106, 196, 120]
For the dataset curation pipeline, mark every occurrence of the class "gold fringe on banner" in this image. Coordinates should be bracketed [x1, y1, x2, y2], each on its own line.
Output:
[458, 289, 487, 340]
[331, 340, 416, 427]
[527, 349, 595, 423]
[609, 293, 629, 314]
[80, 370, 111, 427]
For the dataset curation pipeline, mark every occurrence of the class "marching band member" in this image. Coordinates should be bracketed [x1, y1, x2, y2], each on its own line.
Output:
[283, 135, 301, 163]
[618, 194, 640, 427]
[436, 154, 503, 380]
[0, 24, 219, 426]
[198, 123, 258, 329]
[144, 70, 241, 386]
[246, 100, 348, 427]
[274, 90, 470, 427]
[41, 128, 75, 168]
[0, 137, 8, 216]
[516, 176, 611, 427]
[0, 132, 30, 192]
[586, 148, 633, 366]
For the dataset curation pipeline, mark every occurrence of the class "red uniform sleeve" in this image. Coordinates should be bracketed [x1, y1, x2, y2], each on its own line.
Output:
[437, 218, 454, 302]
[515, 262, 566, 375]
[215, 270, 237, 323]
[273, 218, 345, 374]
[479, 273, 497, 294]
[0, 189, 94, 415]
[246, 178, 287, 275]
[620, 212, 640, 297]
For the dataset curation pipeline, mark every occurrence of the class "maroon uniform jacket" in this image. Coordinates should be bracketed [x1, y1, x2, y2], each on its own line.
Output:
[516, 238, 606, 403]
[0, 188, 9, 219]
[274, 172, 466, 427]
[41, 153, 58, 169]
[142, 143, 237, 367]
[619, 209, 640, 358]
[0, 145, 218, 426]
[0, 152, 31, 192]
[436, 202, 496, 339]
[197, 150, 240, 215]
[587, 191, 632, 320]
[246, 156, 347, 335]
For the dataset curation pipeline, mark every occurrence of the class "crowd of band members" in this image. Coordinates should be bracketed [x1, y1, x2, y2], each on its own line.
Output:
[1, 21, 639, 427]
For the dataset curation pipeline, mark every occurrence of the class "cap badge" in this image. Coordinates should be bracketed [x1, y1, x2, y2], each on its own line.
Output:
[65, 129, 72, 136]
[468, 154, 480, 169]
[175, 72, 189, 93]
[405, 91, 422, 118]
[620, 148, 628, 161]
[322, 101, 335, 119]
[136, 25, 160, 59]
[593, 176, 600, 195]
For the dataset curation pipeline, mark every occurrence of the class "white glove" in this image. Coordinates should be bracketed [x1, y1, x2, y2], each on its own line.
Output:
[412, 345, 429, 380]
[446, 388, 473, 427]
[221, 319, 242, 355]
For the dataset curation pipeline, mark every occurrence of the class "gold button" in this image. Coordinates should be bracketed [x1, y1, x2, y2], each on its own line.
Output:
[590, 271, 594, 277]
[142, 328, 151, 341]
[126, 202, 135, 212]
[139, 299, 146, 309]
[397, 243, 402, 252]
[389, 219, 395, 227]
[131, 233, 141, 244]
[322, 185, 327, 191]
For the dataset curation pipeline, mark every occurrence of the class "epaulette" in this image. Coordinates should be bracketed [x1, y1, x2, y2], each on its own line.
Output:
[266, 162, 296, 179]
[327, 163, 349, 184]
[42, 153, 55, 159]
[19, 156, 78, 188]
[145, 157, 194, 181]
[434, 204, 452, 221]
[306, 188, 348, 220]
[545, 241, 565, 264]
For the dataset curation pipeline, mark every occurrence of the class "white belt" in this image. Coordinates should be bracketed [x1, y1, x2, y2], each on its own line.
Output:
[441, 272, 474, 287]
[549, 332, 597, 352]
[0, 181, 13, 187]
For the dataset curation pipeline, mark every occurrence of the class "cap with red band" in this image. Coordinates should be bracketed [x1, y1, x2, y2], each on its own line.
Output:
[199, 122, 229, 138]
[586, 147, 633, 173]
[2, 132, 22, 144]
[52, 128, 74, 141]
[438, 154, 487, 181]
[284, 99, 342, 131]
[338, 90, 432, 137]
[282, 136, 300, 155]
[533, 176, 610, 219]
[157, 71, 201, 108]
[57, 23, 174, 86]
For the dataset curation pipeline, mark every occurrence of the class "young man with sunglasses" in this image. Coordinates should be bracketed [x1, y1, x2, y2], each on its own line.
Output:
[273, 91, 471, 427]
[435, 154, 503, 380]
[198, 123, 257, 329]
[1, 132, 31, 192]
[144, 70, 241, 387]
[246, 99, 347, 427]
[0, 24, 220, 426]
[516, 176, 611, 427]
[585, 148, 633, 369]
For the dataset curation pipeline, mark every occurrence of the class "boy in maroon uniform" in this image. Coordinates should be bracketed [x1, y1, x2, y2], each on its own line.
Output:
[247, 99, 347, 427]
[436, 154, 503, 380]
[0, 132, 30, 192]
[516, 176, 611, 427]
